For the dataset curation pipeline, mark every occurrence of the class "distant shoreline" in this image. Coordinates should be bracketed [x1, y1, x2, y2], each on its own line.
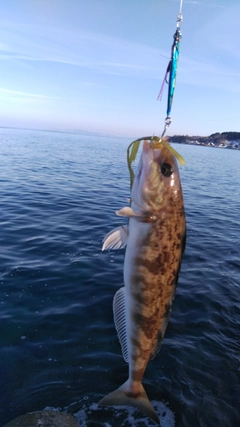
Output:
[169, 132, 240, 150]
[170, 140, 240, 150]
[1, 126, 240, 149]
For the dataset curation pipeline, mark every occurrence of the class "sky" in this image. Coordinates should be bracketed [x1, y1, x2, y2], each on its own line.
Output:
[1, 0, 240, 137]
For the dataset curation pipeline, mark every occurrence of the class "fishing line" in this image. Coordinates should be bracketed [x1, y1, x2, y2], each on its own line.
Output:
[159, 0, 183, 138]
[126, 0, 186, 185]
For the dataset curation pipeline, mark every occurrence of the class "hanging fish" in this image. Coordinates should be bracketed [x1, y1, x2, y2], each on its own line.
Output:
[99, 139, 186, 424]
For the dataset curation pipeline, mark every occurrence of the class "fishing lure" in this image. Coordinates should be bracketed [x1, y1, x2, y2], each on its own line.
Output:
[158, 0, 183, 137]
[127, 1, 185, 190]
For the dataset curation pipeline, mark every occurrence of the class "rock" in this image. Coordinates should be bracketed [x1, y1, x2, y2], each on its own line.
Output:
[3, 410, 78, 427]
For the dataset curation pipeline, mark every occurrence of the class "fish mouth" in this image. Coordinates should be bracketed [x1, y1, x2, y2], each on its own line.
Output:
[131, 141, 159, 211]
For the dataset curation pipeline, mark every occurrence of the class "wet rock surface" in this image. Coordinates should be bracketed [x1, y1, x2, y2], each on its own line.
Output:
[3, 410, 78, 427]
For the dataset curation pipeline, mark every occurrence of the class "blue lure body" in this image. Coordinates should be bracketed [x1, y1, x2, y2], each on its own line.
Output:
[158, 1, 183, 137]
[167, 28, 181, 118]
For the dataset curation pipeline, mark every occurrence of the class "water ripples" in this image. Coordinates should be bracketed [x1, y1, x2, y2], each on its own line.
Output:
[0, 128, 239, 426]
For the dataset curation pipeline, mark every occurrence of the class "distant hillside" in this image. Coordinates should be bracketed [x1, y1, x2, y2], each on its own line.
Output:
[209, 132, 240, 141]
[169, 132, 240, 149]
[170, 132, 240, 144]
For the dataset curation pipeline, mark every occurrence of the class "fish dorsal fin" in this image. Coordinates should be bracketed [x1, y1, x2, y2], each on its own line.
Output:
[102, 226, 128, 251]
[113, 287, 129, 363]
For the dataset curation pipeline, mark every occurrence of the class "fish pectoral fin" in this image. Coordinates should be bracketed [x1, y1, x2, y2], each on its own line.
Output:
[102, 226, 129, 251]
[116, 207, 141, 217]
[98, 381, 160, 425]
[113, 287, 129, 363]
[116, 207, 157, 223]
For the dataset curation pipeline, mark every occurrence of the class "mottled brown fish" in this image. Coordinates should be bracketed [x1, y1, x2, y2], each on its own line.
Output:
[99, 140, 186, 424]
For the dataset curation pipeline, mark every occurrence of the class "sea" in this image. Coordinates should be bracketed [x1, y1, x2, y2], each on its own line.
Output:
[0, 127, 239, 427]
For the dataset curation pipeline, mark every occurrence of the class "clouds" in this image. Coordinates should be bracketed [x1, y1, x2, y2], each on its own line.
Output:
[0, 0, 239, 136]
[1, 13, 236, 92]
[0, 87, 49, 99]
[0, 20, 163, 81]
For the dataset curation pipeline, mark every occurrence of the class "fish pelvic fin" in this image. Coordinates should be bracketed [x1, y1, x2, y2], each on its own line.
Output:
[98, 381, 160, 425]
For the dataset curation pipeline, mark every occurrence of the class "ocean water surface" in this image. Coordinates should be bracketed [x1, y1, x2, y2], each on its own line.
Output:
[0, 128, 239, 427]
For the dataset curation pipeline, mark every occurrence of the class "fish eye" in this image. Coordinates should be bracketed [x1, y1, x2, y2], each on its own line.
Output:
[161, 162, 173, 177]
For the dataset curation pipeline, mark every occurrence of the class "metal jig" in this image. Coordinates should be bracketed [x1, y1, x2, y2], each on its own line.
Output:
[159, 0, 183, 138]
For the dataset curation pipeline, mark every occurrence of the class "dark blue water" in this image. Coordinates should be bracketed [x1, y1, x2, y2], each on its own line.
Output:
[0, 128, 239, 427]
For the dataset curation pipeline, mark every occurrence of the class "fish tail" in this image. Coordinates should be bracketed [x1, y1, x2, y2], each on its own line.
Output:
[98, 381, 160, 425]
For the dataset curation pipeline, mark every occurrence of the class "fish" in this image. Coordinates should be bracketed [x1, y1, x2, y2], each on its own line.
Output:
[99, 139, 186, 424]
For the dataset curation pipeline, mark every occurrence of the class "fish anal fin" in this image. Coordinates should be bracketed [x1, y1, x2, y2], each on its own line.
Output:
[98, 381, 160, 425]
[113, 287, 129, 363]
[102, 226, 128, 251]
